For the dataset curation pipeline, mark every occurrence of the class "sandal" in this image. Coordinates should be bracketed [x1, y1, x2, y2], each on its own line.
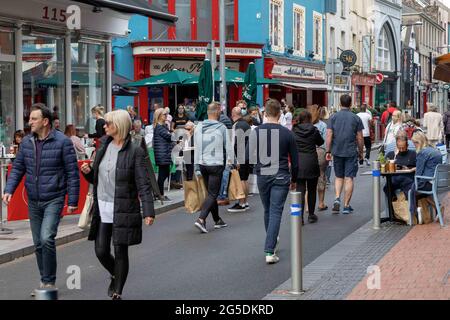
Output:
[318, 206, 328, 211]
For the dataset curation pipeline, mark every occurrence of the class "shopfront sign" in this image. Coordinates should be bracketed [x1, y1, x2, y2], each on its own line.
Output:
[150, 59, 239, 76]
[352, 74, 376, 86]
[134, 46, 263, 58]
[375, 73, 384, 85]
[340, 50, 357, 68]
[402, 48, 415, 83]
[271, 63, 326, 81]
[1, 0, 130, 36]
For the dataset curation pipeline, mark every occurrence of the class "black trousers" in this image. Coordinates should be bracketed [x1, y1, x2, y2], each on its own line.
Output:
[199, 165, 224, 222]
[296, 177, 319, 216]
[364, 136, 372, 160]
[95, 223, 129, 295]
[158, 164, 171, 196]
[185, 164, 194, 181]
[446, 134, 450, 149]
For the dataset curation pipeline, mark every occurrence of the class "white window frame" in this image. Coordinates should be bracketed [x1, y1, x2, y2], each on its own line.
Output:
[293, 4, 305, 57]
[376, 25, 393, 71]
[313, 11, 323, 61]
[269, 0, 284, 53]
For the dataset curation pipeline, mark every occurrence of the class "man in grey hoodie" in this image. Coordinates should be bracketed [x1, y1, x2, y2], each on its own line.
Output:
[194, 102, 231, 233]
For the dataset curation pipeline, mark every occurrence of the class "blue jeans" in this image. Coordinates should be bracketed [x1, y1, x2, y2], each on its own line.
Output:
[257, 173, 291, 254]
[28, 196, 65, 284]
[217, 165, 231, 200]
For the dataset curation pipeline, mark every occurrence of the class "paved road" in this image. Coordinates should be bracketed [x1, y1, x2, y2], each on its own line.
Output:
[0, 164, 380, 300]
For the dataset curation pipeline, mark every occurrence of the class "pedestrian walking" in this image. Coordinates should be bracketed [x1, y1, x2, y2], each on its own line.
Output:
[228, 106, 252, 213]
[153, 108, 175, 202]
[381, 101, 399, 126]
[172, 104, 189, 131]
[293, 110, 324, 224]
[423, 104, 444, 147]
[2, 103, 80, 296]
[216, 105, 234, 206]
[80, 109, 155, 300]
[284, 104, 294, 130]
[383, 110, 403, 147]
[326, 95, 364, 215]
[65, 124, 86, 160]
[182, 121, 195, 181]
[85, 105, 106, 147]
[164, 107, 173, 131]
[357, 104, 373, 166]
[193, 102, 230, 233]
[247, 99, 298, 264]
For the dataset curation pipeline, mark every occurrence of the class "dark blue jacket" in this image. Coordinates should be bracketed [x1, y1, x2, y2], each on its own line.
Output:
[153, 124, 173, 166]
[416, 146, 442, 189]
[4, 130, 80, 206]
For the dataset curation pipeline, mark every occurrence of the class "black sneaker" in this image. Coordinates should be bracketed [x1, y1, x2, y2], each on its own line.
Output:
[214, 219, 228, 229]
[194, 219, 208, 233]
[308, 214, 318, 223]
[332, 198, 340, 213]
[228, 203, 247, 213]
[163, 196, 172, 202]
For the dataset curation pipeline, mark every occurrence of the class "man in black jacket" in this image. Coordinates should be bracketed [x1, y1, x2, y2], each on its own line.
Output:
[443, 108, 450, 149]
[228, 106, 252, 213]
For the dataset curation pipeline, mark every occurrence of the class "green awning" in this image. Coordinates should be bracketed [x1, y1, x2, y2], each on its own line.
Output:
[124, 70, 196, 87]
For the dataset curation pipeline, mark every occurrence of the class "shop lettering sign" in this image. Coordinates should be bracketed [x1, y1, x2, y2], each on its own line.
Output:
[271, 64, 325, 81]
[150, 59, 239, 76]
[135, 46, 262, 58]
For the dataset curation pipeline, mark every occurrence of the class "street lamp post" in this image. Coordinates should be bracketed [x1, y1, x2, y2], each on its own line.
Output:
[219, 0, 227, 115]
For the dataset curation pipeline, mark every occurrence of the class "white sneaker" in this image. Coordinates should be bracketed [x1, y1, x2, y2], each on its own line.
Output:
[274, 236, 280, 254]
[266, 254, 280, 264]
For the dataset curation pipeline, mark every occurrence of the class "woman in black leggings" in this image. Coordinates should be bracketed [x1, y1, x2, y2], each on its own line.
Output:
[293, 110, 324, 224]
[81, 109, 155, 300]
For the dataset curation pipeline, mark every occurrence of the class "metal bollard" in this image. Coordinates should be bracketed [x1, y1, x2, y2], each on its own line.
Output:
[290, 191, 304, 295]
[34, 288, 58, 300]
[372, 161, 381, 230]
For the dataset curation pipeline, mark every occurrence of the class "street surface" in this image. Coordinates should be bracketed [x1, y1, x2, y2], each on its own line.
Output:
[0, 164, 379, 300]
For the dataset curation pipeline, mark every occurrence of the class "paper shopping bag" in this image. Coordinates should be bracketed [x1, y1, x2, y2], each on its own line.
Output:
[228, 169, 246, 201]
[183, 176, 207, 214]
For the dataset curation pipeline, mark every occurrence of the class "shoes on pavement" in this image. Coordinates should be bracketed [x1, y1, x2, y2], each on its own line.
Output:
[343, 206, 354, 215]
[30, 282, 44, 297]
[112, 293, 122, 300]
[108, 276, 115, 298]
[162, 196, 172, 202]
[318, 205, 328, 211]
[228, 203, 247, 213]
[194, 219, 208, 233]
[266, 253, 280, 264]
[217, 199, 230, 206]
[245, 203, 250, 210]
[365, 159, 371, 166]
[308, 214, 318, 223]
[170, 182, 183, 190]
[214, 219, 228, 229]
[332, 198, 340, 213]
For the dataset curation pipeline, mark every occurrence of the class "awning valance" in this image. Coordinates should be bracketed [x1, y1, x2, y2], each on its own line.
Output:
[72, 0, 178, 25]
[281, 81, 352, 93]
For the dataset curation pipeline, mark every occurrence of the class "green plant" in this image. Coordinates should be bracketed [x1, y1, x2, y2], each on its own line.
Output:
[377, 152, 386, 165]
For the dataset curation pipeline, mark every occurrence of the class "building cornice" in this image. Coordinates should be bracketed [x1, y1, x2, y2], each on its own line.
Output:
[376, 0, 403, 11]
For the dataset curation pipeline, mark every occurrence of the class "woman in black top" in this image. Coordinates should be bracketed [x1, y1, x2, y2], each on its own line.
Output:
[293, 110, 324, 224]
[172, 104, 189, 131]
[87, 105, 106, 140]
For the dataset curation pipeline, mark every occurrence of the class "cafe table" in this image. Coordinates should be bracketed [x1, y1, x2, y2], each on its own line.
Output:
[381, 168, 416, 224]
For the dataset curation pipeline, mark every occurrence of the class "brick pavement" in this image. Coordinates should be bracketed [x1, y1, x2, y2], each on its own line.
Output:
[346, 196, 450, 300]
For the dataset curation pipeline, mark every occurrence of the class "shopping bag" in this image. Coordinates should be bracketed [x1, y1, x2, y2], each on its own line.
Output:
[183, 176, 207, 214]
[392, 192, 415, 224]
[417, 197, 434, 224]
[78, 186, 94, 230]
[228, 169, 246, 201]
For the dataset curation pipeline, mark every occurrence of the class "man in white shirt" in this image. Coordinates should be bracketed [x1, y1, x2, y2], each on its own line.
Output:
[423, 103, 444, 146]
[357, 105, 373, 166]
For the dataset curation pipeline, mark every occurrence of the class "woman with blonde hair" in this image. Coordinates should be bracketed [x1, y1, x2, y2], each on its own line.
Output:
[80, 109, 155, 300]
[153, 108, 175, 201]
[86, 105, 106, 140]
[409, 131, 443, 220]
[383, 110, 403, 146]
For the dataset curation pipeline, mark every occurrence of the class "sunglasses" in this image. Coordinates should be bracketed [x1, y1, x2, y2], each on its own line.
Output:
[105, 121, 114, 127]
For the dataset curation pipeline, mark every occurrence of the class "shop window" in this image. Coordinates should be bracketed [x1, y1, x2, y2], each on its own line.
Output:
[376, 25, 394, 71]
[313, 11, 323, 61]
[225, 0, 235, 41]
[0, 32, 14, 56]
[0, 62, 15, 145]
[175, 0, 191, 40]
[22, 33, 65, 132]
[71, 41, 106, 135]
[269, 0, 284, 53]
[293, 4, 305, 57]
[197, 0, 212, 40]
[152, 0, 169, 40]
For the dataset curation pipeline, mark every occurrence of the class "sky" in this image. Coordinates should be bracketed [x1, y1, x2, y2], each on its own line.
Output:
[443, 0, 450, 8]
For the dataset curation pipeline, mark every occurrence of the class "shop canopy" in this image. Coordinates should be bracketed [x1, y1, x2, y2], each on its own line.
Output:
[72, 0, 178, 25]
[281, 81, 352, 93]
[112, 73, 138, 96]
[183, 69, 280, 85]
[124, 70, 196, 87]
[433, 53, 450, 83]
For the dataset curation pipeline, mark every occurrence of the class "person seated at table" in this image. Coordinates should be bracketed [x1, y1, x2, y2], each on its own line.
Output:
[409, 131, 443, 216]
[384, 132, 416, 201]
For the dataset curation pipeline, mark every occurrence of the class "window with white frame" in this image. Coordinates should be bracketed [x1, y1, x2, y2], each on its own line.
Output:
[269, 0, 284, 53]
[376, 25, 395, 71]
[341, 0, 346, 18]
[313, 12, 323, 60]
[293, 4, 305, 56]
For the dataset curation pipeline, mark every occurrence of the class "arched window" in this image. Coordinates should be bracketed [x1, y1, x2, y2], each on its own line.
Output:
[376, 25, 395, 71]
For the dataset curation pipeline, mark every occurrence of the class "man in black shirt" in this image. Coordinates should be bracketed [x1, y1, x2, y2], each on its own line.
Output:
[228, 106, 252, 213]
[385, 133, 416, 199]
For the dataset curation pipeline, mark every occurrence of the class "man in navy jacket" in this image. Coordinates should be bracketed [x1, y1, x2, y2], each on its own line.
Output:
[2, 103, 80, 295]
